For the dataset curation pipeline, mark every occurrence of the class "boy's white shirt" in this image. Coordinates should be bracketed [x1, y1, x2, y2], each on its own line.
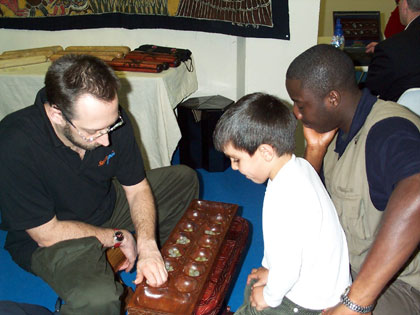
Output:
[261, 154, 351, 310]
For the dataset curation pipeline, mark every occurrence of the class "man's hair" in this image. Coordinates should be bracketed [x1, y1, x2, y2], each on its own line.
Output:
[286, 44, 357, 98]
[407, 0, 420, 11]
[44, 54, 120, 119]
[213, 92, 297, 156]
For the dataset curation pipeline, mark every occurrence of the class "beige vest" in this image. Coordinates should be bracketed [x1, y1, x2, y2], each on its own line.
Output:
[324, 99, 420, 290]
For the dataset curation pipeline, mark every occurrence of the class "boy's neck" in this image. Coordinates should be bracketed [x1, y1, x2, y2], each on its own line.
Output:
[269, 153, 293, 181]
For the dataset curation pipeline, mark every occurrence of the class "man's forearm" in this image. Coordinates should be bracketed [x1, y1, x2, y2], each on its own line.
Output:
[304, 145, 328, 173]
[123, 179, 157, 247]
[27, 217, 115, 248]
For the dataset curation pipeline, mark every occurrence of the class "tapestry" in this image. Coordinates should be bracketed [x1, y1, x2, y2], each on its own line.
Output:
[0, 0, 289, 40]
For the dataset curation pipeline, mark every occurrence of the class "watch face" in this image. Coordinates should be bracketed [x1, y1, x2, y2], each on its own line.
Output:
[115, 231, 124, 242]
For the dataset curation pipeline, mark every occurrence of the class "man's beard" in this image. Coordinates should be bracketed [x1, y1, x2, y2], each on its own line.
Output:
[63, 123, 101, 151]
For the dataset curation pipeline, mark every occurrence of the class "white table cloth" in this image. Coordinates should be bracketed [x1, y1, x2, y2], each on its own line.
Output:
[0, 61, 198, 169]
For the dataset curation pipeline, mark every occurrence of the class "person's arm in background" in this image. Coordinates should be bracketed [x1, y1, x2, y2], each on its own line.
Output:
[365, 2, 404, 54]
[365, 42, 378, 54]
[364, 45, 395, 98]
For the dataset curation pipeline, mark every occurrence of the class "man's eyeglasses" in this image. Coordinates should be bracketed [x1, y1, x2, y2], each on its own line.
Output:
[59, 108, 124, 142]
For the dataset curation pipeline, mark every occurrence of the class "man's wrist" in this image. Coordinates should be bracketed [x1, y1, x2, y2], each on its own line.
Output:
[137, 238, 158, 253]
[340, 286, 375, 314]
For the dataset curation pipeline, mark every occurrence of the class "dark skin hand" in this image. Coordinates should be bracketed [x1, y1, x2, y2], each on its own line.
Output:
[322, 173, 420, 314]
[303, 126, 338, 173]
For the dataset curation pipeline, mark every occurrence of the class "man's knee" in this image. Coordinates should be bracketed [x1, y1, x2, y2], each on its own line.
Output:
[62, 277, 123, 315]
[172, 164, 199, 196]
[373, 279, 420, 315]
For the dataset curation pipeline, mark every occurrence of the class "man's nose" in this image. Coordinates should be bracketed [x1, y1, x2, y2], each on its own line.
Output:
[95, 134, 110, 147]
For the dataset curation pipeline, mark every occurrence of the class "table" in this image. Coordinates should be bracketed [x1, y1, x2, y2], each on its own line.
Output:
[0, 61, 198, 169]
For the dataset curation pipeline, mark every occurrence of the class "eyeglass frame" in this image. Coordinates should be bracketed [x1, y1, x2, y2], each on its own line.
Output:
[58, 106, 124, 142]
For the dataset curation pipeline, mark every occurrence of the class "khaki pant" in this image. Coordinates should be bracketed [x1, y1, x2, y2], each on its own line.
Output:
[31, 165, 199, 315]
[351, 269, 420, 315]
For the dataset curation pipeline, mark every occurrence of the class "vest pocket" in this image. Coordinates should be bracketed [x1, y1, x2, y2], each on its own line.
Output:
[332, 191, 373, 243]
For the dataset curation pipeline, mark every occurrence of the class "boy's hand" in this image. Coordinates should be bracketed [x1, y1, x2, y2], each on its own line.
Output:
[247, 267, 269, 286]
[250, 285, 269, 311]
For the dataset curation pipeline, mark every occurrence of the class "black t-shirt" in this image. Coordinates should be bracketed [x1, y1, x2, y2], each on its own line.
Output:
[0, 88, 145, 271]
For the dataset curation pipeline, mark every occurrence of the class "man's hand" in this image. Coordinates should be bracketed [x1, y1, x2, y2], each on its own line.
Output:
[303, 126, 338, 149]
[322, 303, 371, 315]
[250, 285, 269, 311]
[247, 267, 269, 287]
[134, 239, 168, 287]
[117, 230, 138, 272]
[365, 42, 378, 54]
[303, 126, 338, 172]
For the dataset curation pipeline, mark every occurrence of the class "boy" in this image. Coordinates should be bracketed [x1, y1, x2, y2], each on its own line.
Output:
[213, 93, 351, 314]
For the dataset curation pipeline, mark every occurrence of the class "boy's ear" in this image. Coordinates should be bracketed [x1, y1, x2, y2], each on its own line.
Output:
[258, 144, 274, 161]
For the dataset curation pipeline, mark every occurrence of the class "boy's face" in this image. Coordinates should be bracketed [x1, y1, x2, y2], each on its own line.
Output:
[223, 143, 270, 184]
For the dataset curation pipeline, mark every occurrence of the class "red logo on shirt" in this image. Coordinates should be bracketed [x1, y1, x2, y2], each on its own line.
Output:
[98, 151, 115, 166]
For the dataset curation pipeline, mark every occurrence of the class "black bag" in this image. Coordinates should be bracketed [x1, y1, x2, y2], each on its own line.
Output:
[177, 96, 233, 172]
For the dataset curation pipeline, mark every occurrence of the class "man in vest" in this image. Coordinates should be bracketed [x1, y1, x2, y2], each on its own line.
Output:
[285, 44, 420, 314]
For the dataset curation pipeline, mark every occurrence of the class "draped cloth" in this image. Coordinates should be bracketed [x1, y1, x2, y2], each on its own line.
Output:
[0, 0, 289, 39]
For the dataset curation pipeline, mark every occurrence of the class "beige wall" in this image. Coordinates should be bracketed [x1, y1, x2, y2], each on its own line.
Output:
[319, 0, 397, 37]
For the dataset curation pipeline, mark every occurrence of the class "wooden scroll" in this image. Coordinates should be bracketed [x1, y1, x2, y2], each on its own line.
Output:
[1, 45, 63, 56]
[0, 55, 48, 69]
[107, 58, 165, 73]
[65, 46, 131, 55]
[125, 51, 181, 68]
[49, 51, 123, 62]
[0, 46, 62, 68]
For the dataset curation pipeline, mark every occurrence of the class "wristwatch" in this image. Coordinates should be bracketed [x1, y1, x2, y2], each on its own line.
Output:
[113, 229, 124, 248]
[340, 286, 375, 314]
